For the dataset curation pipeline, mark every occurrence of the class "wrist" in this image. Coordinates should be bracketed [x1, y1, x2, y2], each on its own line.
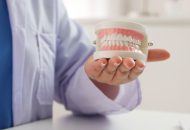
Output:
[90, 79, 120, 100]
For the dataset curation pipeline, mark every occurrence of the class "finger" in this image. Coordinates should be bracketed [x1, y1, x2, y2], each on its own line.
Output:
[119, 58, 135, 73]
[85, 56, 108, 79]
[95, 59, 107, 71]
[112, 58, 135, 84]
[99, 56, 122, 82]
[128, 60, 145, 81]
[147, 49, 170, 62]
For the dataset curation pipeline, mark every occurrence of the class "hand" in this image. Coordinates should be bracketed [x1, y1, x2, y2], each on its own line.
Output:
[85, 49, 170, 86]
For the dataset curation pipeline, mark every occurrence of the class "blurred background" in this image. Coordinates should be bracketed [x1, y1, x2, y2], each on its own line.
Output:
[62, 0, 190, 113]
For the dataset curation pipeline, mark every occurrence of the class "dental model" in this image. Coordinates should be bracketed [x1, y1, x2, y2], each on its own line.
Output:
[93, 21, 150, 62]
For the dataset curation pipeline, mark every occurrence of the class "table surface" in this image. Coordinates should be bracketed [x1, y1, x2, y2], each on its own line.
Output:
[7, 103, 190, 130]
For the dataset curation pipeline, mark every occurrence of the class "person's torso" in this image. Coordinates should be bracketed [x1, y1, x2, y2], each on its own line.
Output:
[7, 0, 58, 125]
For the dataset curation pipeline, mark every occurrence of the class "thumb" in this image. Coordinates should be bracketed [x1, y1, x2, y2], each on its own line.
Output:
[147, 49, 170, 62]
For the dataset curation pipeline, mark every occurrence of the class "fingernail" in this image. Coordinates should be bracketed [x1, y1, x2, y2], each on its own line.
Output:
[100, 63, 106, 68]
[113, 58, 122, 67]
[116, 57, 122, 64]
[137, 66, 145, 71]
[137, 62, 146, 71]
[125, 60, 135, 69]
[113, 63, 120, 67]
[139, 62, 146, 69]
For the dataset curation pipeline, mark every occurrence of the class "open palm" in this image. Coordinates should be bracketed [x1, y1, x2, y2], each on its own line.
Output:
[85, 49, 170, 86]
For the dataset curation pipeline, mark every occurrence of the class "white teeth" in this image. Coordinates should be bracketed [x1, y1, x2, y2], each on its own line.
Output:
[110, 34, 114, 41]
[109, 41, 113, 46]
[123, 41, 127, 46]
[120, 42, 124, 47]
[105, 39, 109, 46]
[127, 36, 131, 42]
[133, 39, 138, 45]
[118, 34, 122, 40]
[128, 36, 133, 43]
[107, 41, 110, 46]
[117, 34, 122, 41]
[132, 39, 136, 44]
[105, 35, 108, 41]
[121, 40, 125, 45]
[124, 41, 129, 46]
[107, 34, 110, 41]
[114, 34, 119, 40]
[137, 40, 141, 46]
[123, 35, 128, 42]
[102, 42, 107, 47]
[121, 36, 125, 42]
[100, 36, 106, 44]
[99, 34, 142, 48]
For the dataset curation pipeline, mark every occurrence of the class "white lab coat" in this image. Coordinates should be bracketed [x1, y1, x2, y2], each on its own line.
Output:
[6, 0, 141, 126]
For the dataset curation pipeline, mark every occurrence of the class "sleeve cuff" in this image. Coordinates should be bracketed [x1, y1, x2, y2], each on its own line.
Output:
[65, 66, 141, 114]
[115, 79, 142, 111]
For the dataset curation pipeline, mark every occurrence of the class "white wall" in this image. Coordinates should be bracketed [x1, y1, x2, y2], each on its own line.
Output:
[139, 24, 190, 113]
[130, 0, 190, 17]
[76, 18, 190, 113]
[63, 0, 190, 18]
[63, 0, 131, 18]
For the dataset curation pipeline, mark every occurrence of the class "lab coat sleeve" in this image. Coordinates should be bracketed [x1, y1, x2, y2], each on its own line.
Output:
[54, 0, 142, 114]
